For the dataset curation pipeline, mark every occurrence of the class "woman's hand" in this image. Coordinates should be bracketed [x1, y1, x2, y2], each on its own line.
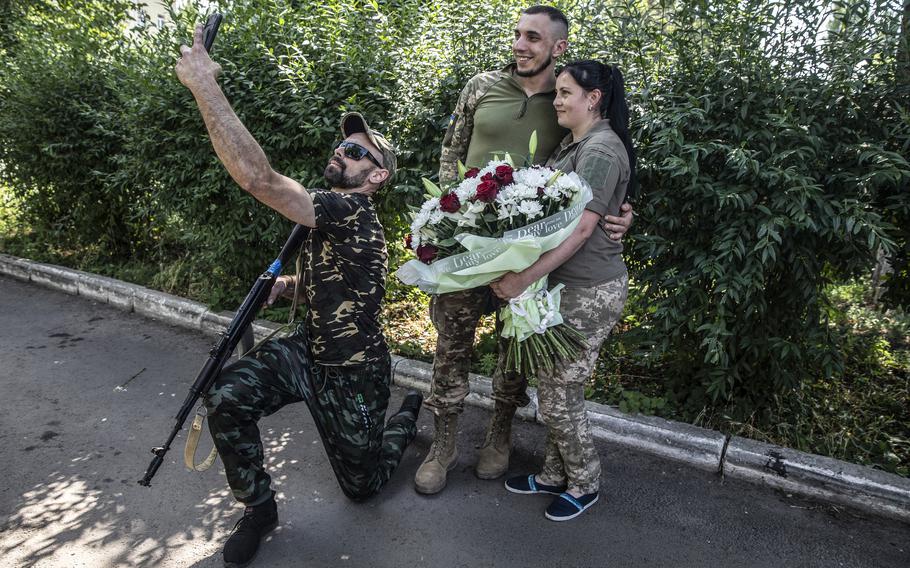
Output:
[490, 272, 529, 300]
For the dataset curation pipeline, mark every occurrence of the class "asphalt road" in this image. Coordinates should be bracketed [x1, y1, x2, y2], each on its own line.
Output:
[0, 275, 907, 568]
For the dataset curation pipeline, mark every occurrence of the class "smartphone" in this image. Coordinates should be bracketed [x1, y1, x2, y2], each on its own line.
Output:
[202, 12, 223, 53]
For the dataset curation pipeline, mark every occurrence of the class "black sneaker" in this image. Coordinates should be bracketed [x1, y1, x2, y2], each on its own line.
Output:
[223, 491, 279, 568]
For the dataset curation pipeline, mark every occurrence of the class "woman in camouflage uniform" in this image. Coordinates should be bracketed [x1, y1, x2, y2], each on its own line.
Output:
[491, 60, 637, 521]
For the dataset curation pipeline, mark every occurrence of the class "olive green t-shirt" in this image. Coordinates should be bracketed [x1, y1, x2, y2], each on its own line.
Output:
[465, 73, 567, 169]
[303, 189, 389, 366]
[546, 120, 629, 287]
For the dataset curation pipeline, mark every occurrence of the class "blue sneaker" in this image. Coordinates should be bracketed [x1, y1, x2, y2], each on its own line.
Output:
[544, 492, 599, 521]
[505, 474, 567, 495]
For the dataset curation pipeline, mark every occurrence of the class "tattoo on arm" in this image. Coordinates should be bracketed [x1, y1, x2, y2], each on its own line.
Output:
[194, 82, 271, 191]
[190, 79, 316, 226]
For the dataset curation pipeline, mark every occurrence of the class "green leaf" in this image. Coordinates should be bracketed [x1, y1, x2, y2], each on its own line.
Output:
[422, 177, 442, 197]
[528, 130, 538, 160]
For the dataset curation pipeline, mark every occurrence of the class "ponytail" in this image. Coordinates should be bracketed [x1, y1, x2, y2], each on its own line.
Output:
[559, 60, 638, 199]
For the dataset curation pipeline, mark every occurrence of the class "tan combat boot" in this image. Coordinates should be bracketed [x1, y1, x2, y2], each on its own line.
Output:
[414, 412, 458, 494]
[474, 403, 516, 480]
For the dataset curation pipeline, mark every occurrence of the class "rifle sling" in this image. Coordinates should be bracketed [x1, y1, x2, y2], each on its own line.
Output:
[184, 245, 305, 473]
[184, 410, 218, 471]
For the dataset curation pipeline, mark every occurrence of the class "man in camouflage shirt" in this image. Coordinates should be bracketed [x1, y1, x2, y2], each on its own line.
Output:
[416, 5, 633, 494]
[176, 25, 421, 568]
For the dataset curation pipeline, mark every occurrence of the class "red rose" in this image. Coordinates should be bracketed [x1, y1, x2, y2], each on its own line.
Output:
[439, 192, 461, 213]
[405, 233, 413, 249]
[475, 180, 499, 202]
[465, 167, 480, 178]
[416, 244, 438, 264]
[480, 172, 497, 184]
[495, 164, 514, 185]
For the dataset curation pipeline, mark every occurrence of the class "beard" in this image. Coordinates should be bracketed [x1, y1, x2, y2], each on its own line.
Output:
[515, 54, 553, 78]
[324, 158, 371, 189]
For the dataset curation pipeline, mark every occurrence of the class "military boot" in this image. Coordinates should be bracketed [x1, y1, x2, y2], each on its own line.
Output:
[223, 491, 278, 568]
[414, 412, 458, 494]
[474, 403, 516, 480]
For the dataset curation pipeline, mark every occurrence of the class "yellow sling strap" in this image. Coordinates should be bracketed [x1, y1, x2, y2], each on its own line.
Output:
[183, 249, 304, 472]
[184, 408, 218, 471]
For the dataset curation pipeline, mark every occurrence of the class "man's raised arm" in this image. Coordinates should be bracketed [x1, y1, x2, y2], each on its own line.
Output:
[175, 25, 316, 227]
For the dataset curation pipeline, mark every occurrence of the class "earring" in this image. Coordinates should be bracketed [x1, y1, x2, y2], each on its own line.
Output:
[588, 105, 593, 111]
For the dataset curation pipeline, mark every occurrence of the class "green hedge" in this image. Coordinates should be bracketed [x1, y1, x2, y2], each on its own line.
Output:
[1, 0, 908, 416]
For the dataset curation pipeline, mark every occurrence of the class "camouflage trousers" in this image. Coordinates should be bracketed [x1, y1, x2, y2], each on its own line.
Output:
[425, 287, 531, 415]
[205, 332, 417, 504]
[538, 273, 629, 495]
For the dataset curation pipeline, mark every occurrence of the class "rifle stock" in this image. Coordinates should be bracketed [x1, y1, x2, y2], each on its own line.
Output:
[139, 224, 309, 487]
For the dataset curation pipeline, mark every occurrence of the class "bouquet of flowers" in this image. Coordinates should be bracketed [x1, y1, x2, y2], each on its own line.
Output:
[396, 139, 593, 376]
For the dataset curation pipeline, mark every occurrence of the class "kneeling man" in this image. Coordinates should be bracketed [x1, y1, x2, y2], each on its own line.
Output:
[176, 24, 422, 567]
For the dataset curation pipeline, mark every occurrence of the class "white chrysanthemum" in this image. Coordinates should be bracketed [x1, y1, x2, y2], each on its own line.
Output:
[455, 177, 479, 201]
[408, 223, 422, 250]
[518, 200, 544, 220]
[421, 197, 440, 212]
[413, 210, 429, 228]
[495, 186, 519, 208]
[412, 194, 445, 237]
[555, 172, 583, 194]
[511, 183, 539, 200]
[475, 160, 509, 180]
[513, 167, 552, 189]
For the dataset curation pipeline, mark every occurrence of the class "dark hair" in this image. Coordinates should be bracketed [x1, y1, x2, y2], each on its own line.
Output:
[522, 5, 569, 39]
[558, 60, 638, 199]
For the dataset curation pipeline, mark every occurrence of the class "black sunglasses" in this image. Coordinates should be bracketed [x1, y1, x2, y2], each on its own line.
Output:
[336, 141, 383, 169]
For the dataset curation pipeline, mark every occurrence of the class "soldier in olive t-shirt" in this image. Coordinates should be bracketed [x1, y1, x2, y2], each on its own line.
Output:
[415, 7, 574, 495]
[443, 63, 568, 179]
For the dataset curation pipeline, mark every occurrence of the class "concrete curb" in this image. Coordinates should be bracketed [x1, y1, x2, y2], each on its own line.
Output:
[2, 253, 908, 522]
[586, 401, 726, 472]
[723, 436, 910, 521]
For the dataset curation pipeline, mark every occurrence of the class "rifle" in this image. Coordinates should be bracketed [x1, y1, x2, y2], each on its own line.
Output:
[138, 222, 309, 487]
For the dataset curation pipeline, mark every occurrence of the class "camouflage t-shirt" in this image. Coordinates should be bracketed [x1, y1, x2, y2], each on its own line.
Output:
[302, 189, 389, 366]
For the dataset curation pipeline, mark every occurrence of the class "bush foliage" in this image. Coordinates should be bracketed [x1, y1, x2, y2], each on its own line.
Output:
[1, 0, 908, 469]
